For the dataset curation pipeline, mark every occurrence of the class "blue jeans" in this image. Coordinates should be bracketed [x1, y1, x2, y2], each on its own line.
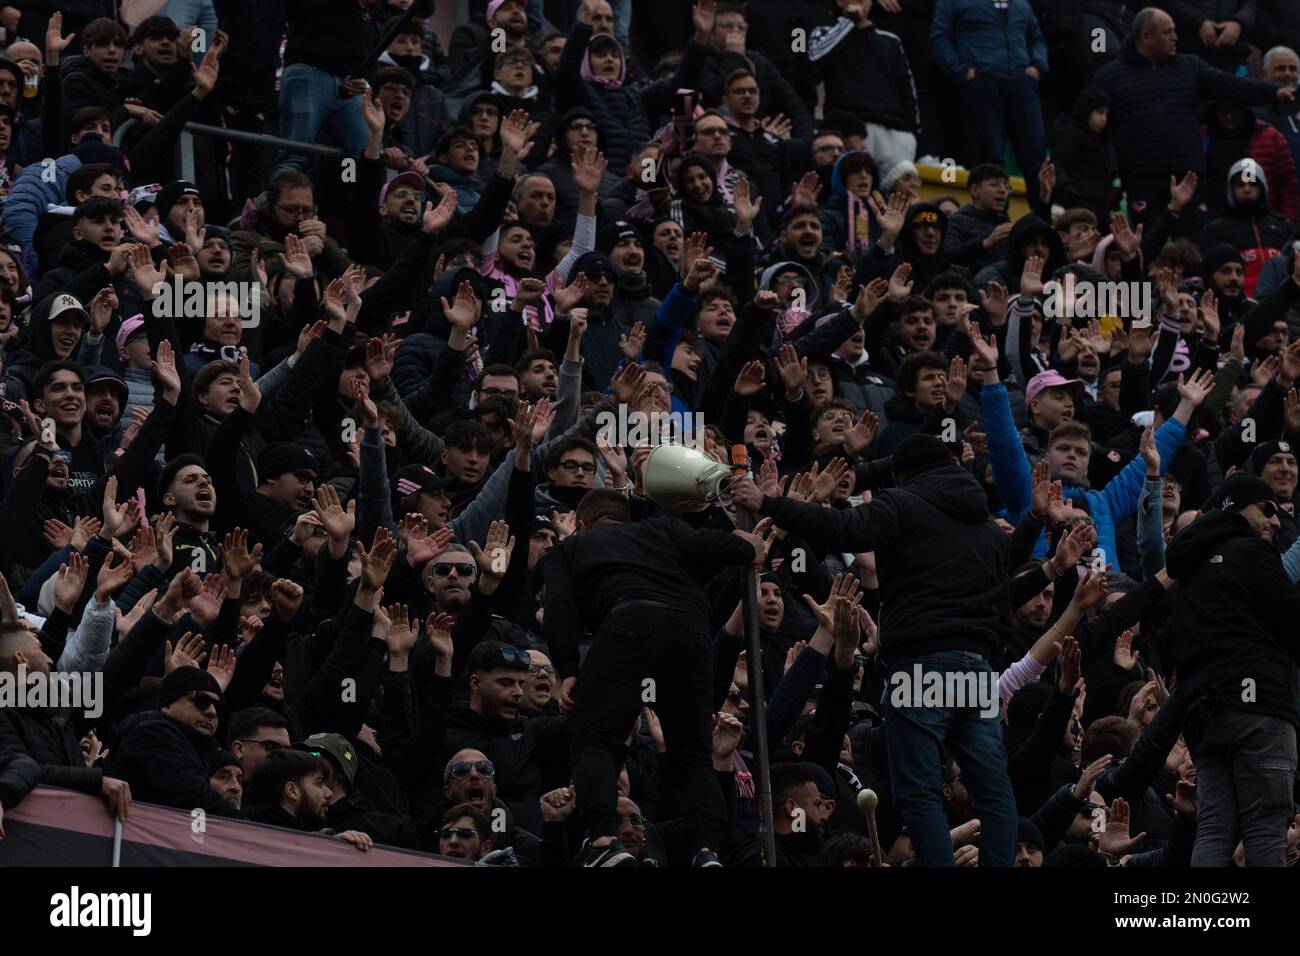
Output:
[882, 651, 1018, 866]
[275, 64, 369, 174]
[960, 73, 1046, 181]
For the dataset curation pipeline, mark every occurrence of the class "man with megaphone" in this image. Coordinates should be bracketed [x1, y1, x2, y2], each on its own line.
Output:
[729, 431, 1020, 866]
[544, 488, 772, 867]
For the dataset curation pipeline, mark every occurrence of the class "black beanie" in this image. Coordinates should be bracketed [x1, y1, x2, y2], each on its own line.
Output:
[1211, 472, 1278, 511]
[596, 220, 641, 255]
[1018, 816, 1045, 851]
[257, 442, 319, 481]
[1200, 243, 1244, 282]
[158, 666, 222, 708]
[156, 180, 202, 226]
[207, 750, 242, 774]
[892, 434, 953, 479]
[1251, 438, 1294, 476]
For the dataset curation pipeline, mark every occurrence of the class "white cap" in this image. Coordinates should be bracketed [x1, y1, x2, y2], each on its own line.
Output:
[48, 293, 88, 324]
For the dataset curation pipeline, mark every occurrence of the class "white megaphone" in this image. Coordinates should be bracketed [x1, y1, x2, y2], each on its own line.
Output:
[641, 443, 734, 512]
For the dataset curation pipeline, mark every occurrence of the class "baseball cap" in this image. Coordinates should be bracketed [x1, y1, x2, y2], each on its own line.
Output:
[48, 294, 89, 325]
[296, 732, 358, 786]
[1025, 369, 1084, 405]
[392, 464, 454, 500]
[379, 170, 426, 205]
[116, 314, 147, 352]
[127, 183, 162, 211]
[83, 365, 128, 406]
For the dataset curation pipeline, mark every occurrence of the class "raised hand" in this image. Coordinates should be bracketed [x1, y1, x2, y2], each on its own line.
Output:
[571, 144, 608, 196]
[810, 457, 850, 503]
[237, 353, 261, 412]
[422, 189, 458, 235]
[1071, 568, 1108, 609]
[1113, 628, 1138, 670]
[355, 528, 398, 591]
[468, 520, 515, 595]
[733, 175, 763, 234]
[619, 321, 646, 363]
[153, 339, 182, 401]
[220, 527, 262, 580]
[1108, 211, 1141, 260]
[733, 359, 766, 397]
[95, 550, 135, 600]
[313, 484, 356, 543]
[165, 632, 207, 674]
[1175, 368, 1215, 407]
[53, 553, 89, 613]
[1169, 171, 1197, 211]
[850, 277, 890, 322]
[801, 573, 862, 631]
[1098, 797, 1146, 858]
[441, 280, 482, 331]
[790, 170, 822, 207]
[1139, 425, 1160, 476]
[842, 411, 879, 457]
[610, 362, 646, 404]
[271, 578, 304, 622]
[1020, 254, 1045, 299]
[775, 344, 807, 396]
[280, 233, 314, 278]
[887, 262, 914, 302]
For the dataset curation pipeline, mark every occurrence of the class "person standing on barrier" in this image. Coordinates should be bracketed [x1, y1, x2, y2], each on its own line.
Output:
[545, 488, 771, 867]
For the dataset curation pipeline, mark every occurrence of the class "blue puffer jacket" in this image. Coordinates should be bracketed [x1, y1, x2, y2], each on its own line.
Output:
[1093, 37, 1281, 181]
[3, 154, 82, 272]
[929, 0, 1048, 82]
[982, 380, 1186, 566]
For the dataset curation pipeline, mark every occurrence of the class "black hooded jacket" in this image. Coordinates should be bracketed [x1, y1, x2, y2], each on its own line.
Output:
[107, 711, 246, 817]
[974, 213, 1068, 292]
[535, 107, 622, 224]
[758, 460, 1013, 664]
[1165, 509, 1300, 730]
[854, 202, 960, 292]
[1050, 86, 1115, 216]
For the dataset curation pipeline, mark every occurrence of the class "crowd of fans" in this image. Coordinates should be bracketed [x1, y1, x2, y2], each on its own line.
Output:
[0, 0, 1298, 868]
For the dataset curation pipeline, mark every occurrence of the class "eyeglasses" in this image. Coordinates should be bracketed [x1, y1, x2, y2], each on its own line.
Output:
[498, 56, 533, 68]
[439, 826, 480, 842]
[448, 759, 496, 779]
[567, 121, 598, 133]
[240, 738, 284, 751]
[559, 459, 597, 474]
[188, 691, 221, 712]
[620, 814, 646, 827]
[726, 690, 746, 704]
[433, 562, 476, 577]
[276, 203, 316, 217]
[387, 187, 422, 201]
[527, 663, 558, 676]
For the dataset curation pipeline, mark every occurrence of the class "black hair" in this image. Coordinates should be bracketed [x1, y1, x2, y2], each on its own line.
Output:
[769, 762, 817, 805]
[34, 360, 85, 398]
[131, 15, 179, 44]
[576, 488, 629, 526]
[467, 640, 529, 675]
[375, 65, 415, 91]
[226, 706, 291, 748]
[83, 18, 128, 48]
[514, 348, 559, 374]
[70, 106, 112, 135]
[897, 350, 947, 396]
[66, 163, 116, 204]
[442, 418, 494, 453]
[967, 163, 1009, 188]
[246, 749, 327, 807]
[73, 195, 123, 225]
[547, 436, 598, 471]
[439, 803, 492, 842]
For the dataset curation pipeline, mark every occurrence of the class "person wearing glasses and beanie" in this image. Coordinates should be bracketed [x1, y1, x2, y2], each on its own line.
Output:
[107, 665, 246, 817]
[1165, 472, 1300, 866]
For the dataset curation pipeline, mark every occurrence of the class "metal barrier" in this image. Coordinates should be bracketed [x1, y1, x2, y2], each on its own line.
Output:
[112, 118, 345, 183]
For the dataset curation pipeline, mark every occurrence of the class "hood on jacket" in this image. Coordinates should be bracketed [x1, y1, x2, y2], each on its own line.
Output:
[579, 32, 626, 89]
[423, 265, 488, 337]
[15, 290, 89, 360]
[1165, 508, 1253, 580]
[456, 90, 502, 152]
[1072, 86, 1111, 122]
[550, 106, 608, 164]
[898, 202, 949, 259]
[759, 260, 821, 308]
[1004, 214, 1067, 279]
[1226, 156, 1270, 213]
[895, 460, 991, 524]
[829, 150, 882, 199]
[676, 153, 721, 205]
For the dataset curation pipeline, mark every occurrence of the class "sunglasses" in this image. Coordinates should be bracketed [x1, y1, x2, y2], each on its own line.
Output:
[188, 691, 221, 712]
[439, 827, 480, 842]
[726, 691, 747, 704]
[620, 814, 646, 827]
[528, 663, 557, 677]
[433, 562, 476, 577]
[1258, 500, 1279, 519]
[490, 645, 532, 669]
[448, 759, 496, 779]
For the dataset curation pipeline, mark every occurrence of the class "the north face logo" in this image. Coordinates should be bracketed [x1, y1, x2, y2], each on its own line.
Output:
[1210, 554, 1223, 564]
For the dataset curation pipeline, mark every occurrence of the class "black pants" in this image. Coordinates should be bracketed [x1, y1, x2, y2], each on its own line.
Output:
[569, 603, 724, 853]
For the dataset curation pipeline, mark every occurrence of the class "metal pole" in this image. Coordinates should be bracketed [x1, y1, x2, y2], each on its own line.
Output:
[730, 447, 777, 867]
[180, 130, 196, 186]
[111, 817, 122, 868]
[179, 123, 345, 160]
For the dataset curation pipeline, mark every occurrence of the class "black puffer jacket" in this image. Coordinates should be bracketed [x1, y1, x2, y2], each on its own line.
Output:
[554, 22, 708, 171]
[1165, 508, 1300, 729]
[758, 459, 1013, 664]
[1093, 36, 1281, 181]
[0, 705, 102, 797]
[107, 711, 245, 816]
